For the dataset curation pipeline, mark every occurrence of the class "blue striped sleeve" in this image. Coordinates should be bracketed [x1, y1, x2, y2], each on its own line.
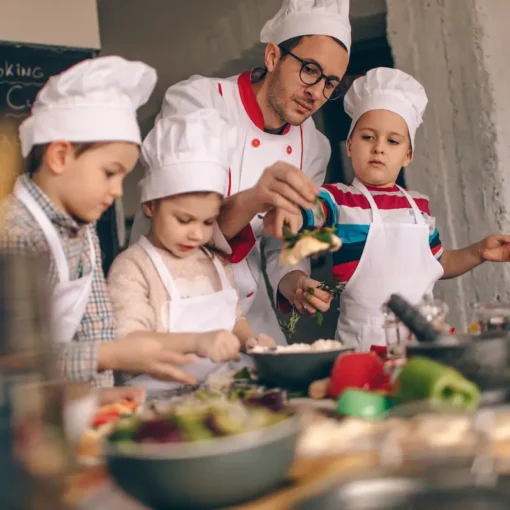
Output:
[301, 188, 338, 229]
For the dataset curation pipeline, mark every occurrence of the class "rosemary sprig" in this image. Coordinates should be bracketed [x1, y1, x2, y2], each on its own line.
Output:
[279, 307, 301, 337]
[316, 282, 344, 300]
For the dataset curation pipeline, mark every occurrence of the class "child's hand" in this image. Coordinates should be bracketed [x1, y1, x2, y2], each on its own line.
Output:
[479, 234, 510, 262]
[98, 387, 146, 406]
[195, 330, 241, 363]
[245, 333, 277, 350]
[101, 332, 197, 384]
[263, 208, 304, 239]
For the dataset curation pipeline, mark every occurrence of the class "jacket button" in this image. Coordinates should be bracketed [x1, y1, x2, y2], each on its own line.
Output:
[251, 138, 261, 148]
[246, 291, 254, 298]
[286, 145, 293, 154]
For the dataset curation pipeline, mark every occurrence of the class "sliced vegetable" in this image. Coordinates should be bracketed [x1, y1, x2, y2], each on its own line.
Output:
[280, 226, 342, 266]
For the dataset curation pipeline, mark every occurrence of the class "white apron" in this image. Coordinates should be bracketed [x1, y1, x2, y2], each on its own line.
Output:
[13, 178, 95, 344]
[336, 179, 444, 351]
[128, 236, 251, 390]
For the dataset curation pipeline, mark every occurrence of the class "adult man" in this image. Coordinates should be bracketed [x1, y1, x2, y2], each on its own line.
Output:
[131, 0, 352, 344]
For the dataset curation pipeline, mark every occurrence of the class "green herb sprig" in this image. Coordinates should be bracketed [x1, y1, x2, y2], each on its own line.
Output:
[278, 281, 345, 338]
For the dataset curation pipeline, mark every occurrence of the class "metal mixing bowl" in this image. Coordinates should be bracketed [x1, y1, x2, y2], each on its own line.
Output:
[250, 348, 353, 391]
[105, 412, 302, 510]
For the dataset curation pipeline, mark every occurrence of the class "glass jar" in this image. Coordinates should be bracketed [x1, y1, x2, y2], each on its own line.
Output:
[472, 302, 510, 334]
[382, 307, 408, 359]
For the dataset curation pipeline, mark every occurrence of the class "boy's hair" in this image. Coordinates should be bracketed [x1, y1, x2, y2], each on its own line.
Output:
[25, 142, 98, 176]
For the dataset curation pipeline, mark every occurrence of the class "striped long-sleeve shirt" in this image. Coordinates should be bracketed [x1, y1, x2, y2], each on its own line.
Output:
[302, 182, 443, 284]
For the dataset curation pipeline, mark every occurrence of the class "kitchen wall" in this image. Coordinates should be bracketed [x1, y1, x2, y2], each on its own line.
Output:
[387, 0, 510, 329]
[0, 0, 100, 48]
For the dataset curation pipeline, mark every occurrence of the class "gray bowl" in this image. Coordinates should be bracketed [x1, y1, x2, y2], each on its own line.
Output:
[105, 413, 302, 510]
[250, 348, 353, 391]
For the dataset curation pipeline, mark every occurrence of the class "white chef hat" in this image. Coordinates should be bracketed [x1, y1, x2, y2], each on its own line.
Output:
[344, 67, 428, 150]
[260, 0, 351, 54]
[19, 56, 157, 158]
[139, 109, 236, 203]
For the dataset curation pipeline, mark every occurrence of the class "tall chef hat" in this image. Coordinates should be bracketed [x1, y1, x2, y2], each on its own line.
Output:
[260, 0, 351, 54]
[139, 108, 236, 202]
[344, 67, 428, 150]
[19, 56, 157, 157]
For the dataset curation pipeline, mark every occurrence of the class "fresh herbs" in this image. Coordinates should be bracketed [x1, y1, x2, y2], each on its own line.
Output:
[317, 282, 344, 300]
[279, 308, 301, 337]
[278, 282, 345, 338]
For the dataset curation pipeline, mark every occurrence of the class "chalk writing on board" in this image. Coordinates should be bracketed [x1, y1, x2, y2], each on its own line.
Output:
[0, 61, 44, 80]
[0, 43, 96, 122]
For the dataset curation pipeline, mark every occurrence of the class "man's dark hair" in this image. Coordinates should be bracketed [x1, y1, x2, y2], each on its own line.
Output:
[278, 35, 348, 56]
[25, 142, 98, 176]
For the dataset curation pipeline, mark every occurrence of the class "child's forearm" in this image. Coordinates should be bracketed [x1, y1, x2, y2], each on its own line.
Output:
[440, 242, 483, 279]
[233, 319, 256, 350]
[97, 331, 201, 371]
[301, 193, 336, 230]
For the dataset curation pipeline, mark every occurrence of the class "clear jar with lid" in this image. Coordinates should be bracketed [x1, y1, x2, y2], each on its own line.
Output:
[473, 302, 510, 333]
[415, 297, 449, 326]
[381, 305, 408, 359]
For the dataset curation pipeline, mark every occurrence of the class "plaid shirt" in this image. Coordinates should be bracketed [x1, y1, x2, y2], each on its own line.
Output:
[0, 174, 114, 387]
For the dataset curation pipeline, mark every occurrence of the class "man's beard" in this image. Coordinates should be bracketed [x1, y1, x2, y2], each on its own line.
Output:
[266, 68, 311, 127]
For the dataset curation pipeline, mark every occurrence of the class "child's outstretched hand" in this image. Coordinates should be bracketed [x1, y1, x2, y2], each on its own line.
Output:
[263, 208, 303, 239]
[479, 234, 510, 262]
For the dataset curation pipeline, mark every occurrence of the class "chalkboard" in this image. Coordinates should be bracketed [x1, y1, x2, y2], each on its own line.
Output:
[0, 41, 97, 123]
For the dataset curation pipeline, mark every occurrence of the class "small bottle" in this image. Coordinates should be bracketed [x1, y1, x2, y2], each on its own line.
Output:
[382, 305, 407, 359]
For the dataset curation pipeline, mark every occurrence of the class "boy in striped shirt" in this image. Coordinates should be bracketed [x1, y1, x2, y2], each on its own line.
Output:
[264, 67, 510, 351]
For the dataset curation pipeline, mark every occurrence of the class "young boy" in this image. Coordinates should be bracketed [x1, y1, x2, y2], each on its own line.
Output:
[0, 56, 201, 387]
[264, 67, 510, 351]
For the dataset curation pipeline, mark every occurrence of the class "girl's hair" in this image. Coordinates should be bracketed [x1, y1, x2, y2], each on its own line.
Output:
[25, 142, 99, 176]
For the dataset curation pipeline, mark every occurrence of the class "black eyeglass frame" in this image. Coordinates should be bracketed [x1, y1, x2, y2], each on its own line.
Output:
[281, 48, 343, 101]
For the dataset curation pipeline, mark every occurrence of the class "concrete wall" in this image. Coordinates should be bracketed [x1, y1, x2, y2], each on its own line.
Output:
[386, 0, 510, 329]
[0, 0, 100, 48]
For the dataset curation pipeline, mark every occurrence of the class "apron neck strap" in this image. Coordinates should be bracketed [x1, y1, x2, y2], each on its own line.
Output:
[352, 179, 426, 226]
[352, 178, 382, 224]
[14, 178, 70, 282]
[396, 185, 425, 225]
[138, 236, 181, 300]
[202, 247, 232, 290]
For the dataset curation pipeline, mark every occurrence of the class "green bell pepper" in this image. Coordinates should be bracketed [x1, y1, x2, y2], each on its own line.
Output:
[396, 357, 480, 411]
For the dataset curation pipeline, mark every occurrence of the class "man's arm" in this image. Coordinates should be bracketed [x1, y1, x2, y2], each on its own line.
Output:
[216, 162, 319, 240]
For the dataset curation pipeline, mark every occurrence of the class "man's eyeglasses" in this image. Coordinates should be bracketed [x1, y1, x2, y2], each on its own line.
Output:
[281, 48, 343, 101]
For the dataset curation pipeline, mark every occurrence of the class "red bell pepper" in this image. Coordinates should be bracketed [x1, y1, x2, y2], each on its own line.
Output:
[329, 352, 392, 398]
